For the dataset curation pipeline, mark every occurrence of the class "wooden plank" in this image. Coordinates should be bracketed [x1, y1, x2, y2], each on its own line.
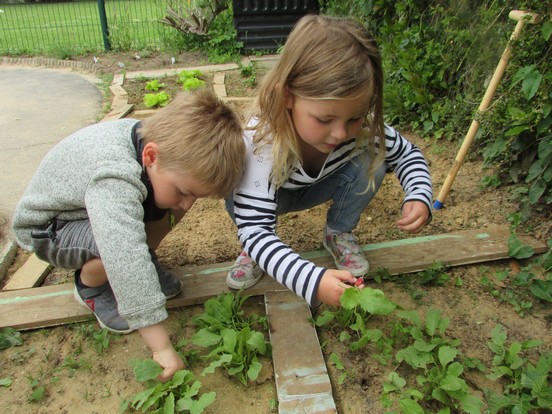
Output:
[265, 291, 337, 414]
[0, 225, 546, 330]
[3, 254, 52, 291]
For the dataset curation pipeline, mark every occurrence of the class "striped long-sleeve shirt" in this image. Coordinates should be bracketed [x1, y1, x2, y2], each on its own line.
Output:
[233, 123, 432, 306]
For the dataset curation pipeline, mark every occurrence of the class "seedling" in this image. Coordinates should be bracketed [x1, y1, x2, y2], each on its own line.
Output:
[191, 292, 271, 385]
[485, 324, 550, 413]
[314, 287, 396, 361]
[383, 309, 484, 413]
[0, 327, 23, 349]
[328, 352, 350, 385]
[26, 374, 46, 402]
[121, 359, 216, 413]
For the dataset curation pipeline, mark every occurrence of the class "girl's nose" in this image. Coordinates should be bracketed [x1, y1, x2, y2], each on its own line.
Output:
[332, 123, 348, 141]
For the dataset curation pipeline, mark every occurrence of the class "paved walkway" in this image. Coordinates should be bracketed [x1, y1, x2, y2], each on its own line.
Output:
[0, 66, 103, 216]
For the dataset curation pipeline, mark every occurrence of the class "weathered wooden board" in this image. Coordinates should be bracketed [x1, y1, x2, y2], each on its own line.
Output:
[2, 253, 52, 291]
[0, 225, 546, 330]
[265, 290, 337, 414]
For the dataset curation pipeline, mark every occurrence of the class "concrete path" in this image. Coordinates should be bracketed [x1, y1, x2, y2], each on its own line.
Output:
[0, 67, 102, 216]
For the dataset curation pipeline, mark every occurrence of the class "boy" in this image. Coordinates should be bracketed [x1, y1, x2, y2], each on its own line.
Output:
[12, 89, 245, 380]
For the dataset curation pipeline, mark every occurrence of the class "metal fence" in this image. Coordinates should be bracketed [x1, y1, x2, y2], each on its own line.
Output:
[0, 0, 177, 55]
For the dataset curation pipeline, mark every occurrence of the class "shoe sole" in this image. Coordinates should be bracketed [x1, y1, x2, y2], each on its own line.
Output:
[73, 286, 134, 335]
[226, 271, 264, 290]
[322, 239, 370, 277]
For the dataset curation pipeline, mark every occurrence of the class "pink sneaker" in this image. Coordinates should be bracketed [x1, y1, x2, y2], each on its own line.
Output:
[226, 251, 264, 289]
[323, 232, 369, 277]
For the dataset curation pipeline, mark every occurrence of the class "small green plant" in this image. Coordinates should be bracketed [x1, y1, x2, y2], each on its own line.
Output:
[328, 352, 350, 385]
[145, 79, 166, 91]
[177, 69, 206, 91]
[416, 261, 451, 286]
[182, 77, 206, 91]
[121, 359, 216, 413]
[485, 324, 550, 413]
[0, 327, 23, 349]
[382, 309, 484, 414]
[314, 287, 396, 361]
[191, 292, 271, 385]
[144, 91, 170, 108]
[26, 374, 46, 402]
[0, 377, 13, 387]
[239, 63, 257, 88]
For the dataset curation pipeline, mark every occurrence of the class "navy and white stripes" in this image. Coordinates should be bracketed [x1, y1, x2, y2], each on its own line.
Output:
[233, 123, 432, 306]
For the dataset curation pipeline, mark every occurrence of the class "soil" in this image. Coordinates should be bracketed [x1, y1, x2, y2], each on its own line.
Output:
[1, 50, 551, 414]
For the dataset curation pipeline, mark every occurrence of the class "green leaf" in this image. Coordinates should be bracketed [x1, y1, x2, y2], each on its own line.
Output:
[313, 310, 335, 326]
[192, 329, 221, 347]
[399, 397, 425, 414]
[440, 374, 466, 391]
[508, 234, 534, 259]
[530, 280, 552, 302]
[190, 391, 216, 414]
[357, 288, 396, 315]
[438, 346, 458, 367]
[0, 377, 13, 387]
[133, 359, 163, 382]
[425, 309, 441, 336]
[329, 353, 345, 370]
[459, 393, 485, 414]
[543, 21, 552, 41]
[247, 360, 262, 381]
[164, 392, 175, 414]
[528, 178, 546, 204]
[0, 328, 23, 349]
[246, 331, 268, 354]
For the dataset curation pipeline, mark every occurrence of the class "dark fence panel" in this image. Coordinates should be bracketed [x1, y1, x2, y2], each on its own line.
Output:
[0, 0, 172, 55]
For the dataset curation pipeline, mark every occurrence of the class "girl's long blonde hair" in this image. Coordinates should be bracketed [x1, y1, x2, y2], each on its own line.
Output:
[254, 14, 386, 189]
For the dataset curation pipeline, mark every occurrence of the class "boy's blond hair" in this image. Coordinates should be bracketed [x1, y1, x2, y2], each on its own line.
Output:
[254, 14, 386, 189]
[140, 89, 244, 197]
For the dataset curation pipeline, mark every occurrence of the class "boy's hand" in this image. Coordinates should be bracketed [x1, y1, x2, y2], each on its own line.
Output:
[316, 269, 363, 306]
[396, 201, 430, 233]
[139, 323, 185, 382]
[152, 346, 185, 382]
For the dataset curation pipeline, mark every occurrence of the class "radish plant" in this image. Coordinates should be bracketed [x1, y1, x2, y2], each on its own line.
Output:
[382, 309, 484, 414]
[485, 324, 550, 413]
[314, 287, 396, 359]
[191, 292, 270, 385]
[121, 359, 215, 414]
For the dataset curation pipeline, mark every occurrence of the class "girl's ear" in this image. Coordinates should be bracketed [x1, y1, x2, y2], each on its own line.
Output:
[284, 86, 294, 109]
[142, 142, 159, 167]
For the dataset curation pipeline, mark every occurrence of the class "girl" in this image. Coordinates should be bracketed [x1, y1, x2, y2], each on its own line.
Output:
[226, 14, 432, 307]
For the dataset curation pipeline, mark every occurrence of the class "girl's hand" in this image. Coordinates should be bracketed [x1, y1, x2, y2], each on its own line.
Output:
[316, 269, 364, 306]
[396, 201, 430, 233]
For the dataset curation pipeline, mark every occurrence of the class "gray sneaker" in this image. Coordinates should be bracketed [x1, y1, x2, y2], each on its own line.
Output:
[149, 248, 182, 299]
[73, 271, 133, 334]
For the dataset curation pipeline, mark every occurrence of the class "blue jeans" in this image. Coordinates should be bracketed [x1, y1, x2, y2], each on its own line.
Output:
[226, 153, 387, 233]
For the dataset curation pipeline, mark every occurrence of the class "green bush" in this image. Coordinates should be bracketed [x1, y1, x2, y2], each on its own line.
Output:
[321, 0, 550, 215]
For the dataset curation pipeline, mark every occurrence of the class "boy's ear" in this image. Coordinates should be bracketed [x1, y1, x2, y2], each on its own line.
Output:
[142, 142, 159, 167]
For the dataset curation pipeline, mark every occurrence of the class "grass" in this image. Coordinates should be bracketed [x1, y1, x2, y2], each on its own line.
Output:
[0, 0, 175, 56]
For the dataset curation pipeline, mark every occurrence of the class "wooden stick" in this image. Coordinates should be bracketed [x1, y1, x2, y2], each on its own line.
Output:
[433, 10, 541, 210]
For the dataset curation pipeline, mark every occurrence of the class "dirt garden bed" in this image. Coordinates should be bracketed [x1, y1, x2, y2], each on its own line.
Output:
[0, 51, 550, 414]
